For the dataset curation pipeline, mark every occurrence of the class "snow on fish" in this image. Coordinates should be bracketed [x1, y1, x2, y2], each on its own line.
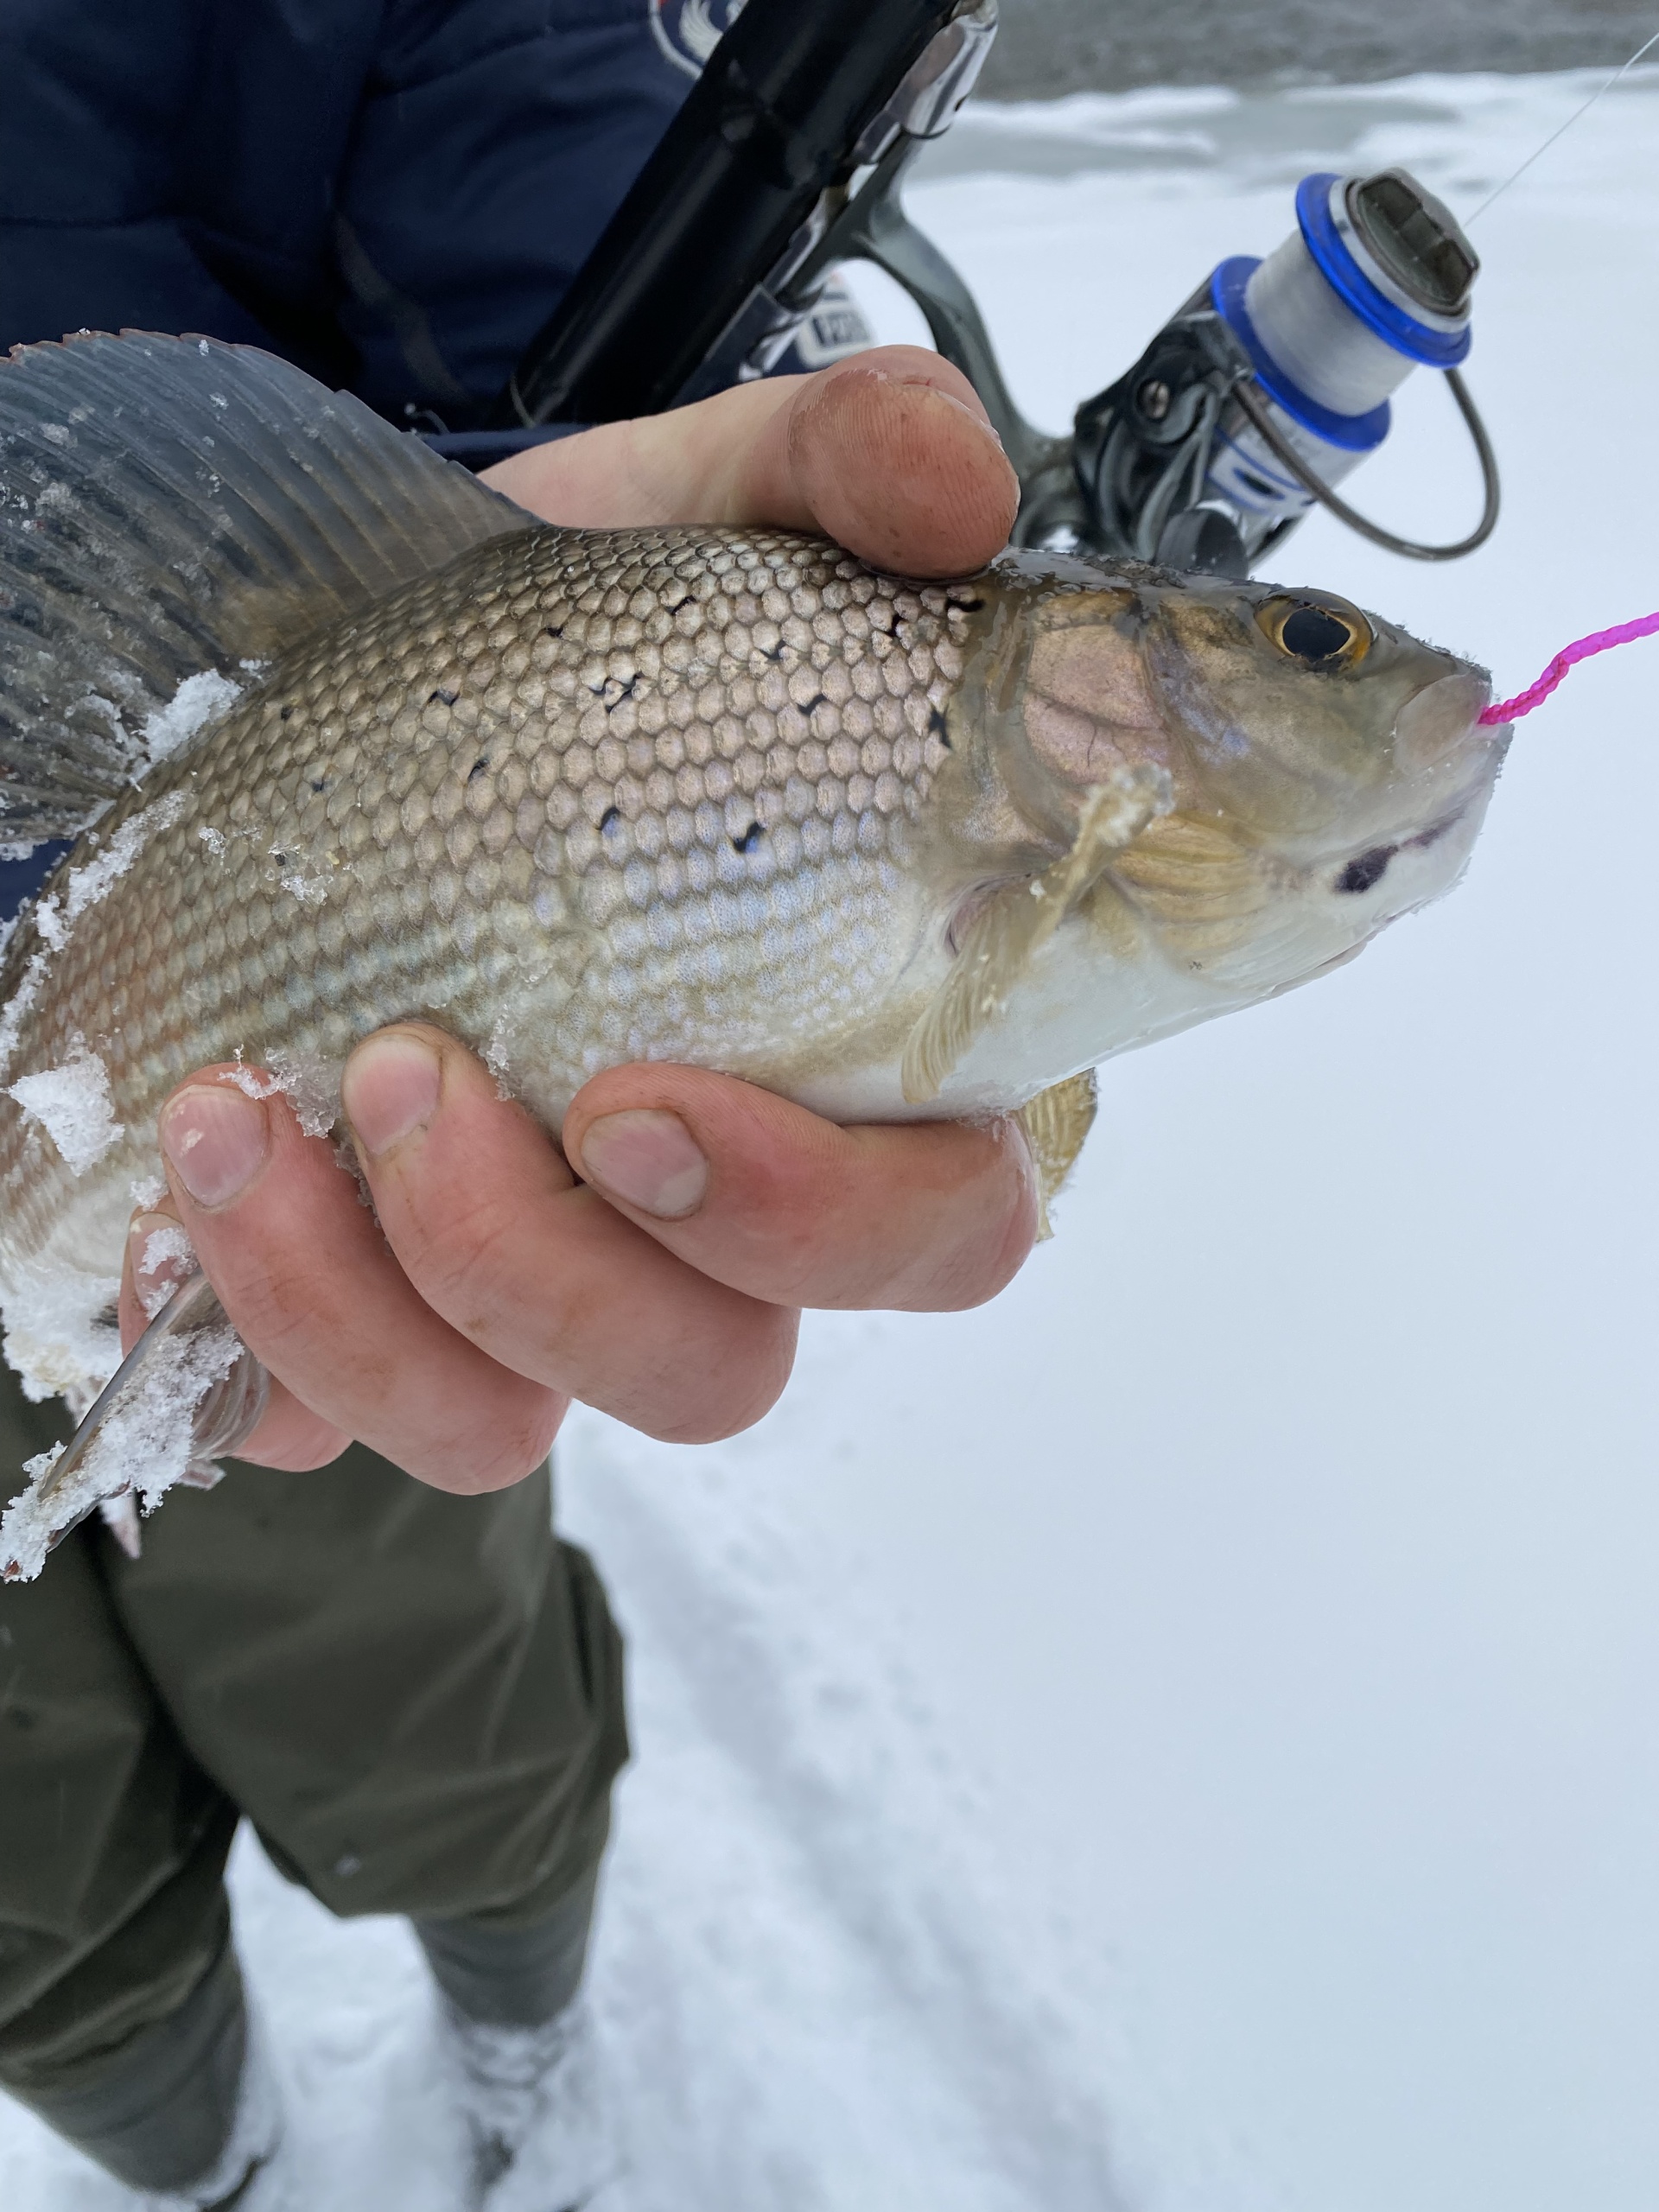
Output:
[0, 334, 1508, 1573]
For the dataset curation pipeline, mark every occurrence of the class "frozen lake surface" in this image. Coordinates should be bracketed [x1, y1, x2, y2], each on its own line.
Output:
[6, 65, 1657, 2212]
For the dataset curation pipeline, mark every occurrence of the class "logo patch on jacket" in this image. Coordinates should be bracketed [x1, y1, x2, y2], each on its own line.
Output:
[650, 0, 747, 78]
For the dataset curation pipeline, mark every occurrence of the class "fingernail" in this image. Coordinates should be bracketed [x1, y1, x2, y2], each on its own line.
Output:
[578, 1109, 709, 1218]
[930, 386, 1006, 451]
[161, 1087, 270, 1208]
[343, 1031, 442, 1158]
[129, 1211, 195, 1317]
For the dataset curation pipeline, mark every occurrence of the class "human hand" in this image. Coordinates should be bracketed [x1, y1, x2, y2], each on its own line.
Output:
[119, 347, 1036, 1488]
[481, 340, 1017, 577]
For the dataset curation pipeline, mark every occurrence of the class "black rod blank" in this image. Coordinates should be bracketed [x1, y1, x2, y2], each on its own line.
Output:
[493, 0, 961, 429]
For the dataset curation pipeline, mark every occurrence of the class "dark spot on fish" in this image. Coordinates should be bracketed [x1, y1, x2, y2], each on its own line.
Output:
[467, 758, 488, 782]
[802, 692, 827, 715]
[544, 620, 565, 638]
[761, 641, 785, 663]
[271, 850, 288, 867]
[309, 779, 327, 793]
[929, 707, 952, 750]
[429, 687, 457, 708]
[1336, 845, 1394, 894]
[599, 806, 621, 833]
[610, 674, 639, 701]
[732, 823, 763, 855]
[279, 706, 293, 721]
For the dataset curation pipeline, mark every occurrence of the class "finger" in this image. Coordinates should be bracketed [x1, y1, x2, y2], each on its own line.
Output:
[766, 352, 1020, 577]
[561, 1065, 1040, 1312]
[482, 345, 1018, 578]
[118, 1203, 349, 1472]
[156, 1071, 565, 1491]
[339, 1026, 798, 1445]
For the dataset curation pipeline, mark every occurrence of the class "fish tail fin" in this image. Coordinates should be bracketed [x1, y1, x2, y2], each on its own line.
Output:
[0, 333, 530, 843]
[901, 765, 1172, 1105]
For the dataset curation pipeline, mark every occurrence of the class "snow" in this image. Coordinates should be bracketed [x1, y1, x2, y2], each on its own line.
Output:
[266, 1050, 341, 1138]
[140, 668, 242, 768]
[137, 1222, 195, 1315]
[0, 1292, 242, 1582]
[219, 1054, 339, 1132]
[5, 64, 1658, 2212]
[277, 868, 328, 906]
[0, 792, 195, 1088]
[0, 1258, 122, 1408]
[0, 946, 53, 1084]
[220, 1062, 284, 1103]
[4, 1039, 123, 1174]
[58, 791, 188, 925]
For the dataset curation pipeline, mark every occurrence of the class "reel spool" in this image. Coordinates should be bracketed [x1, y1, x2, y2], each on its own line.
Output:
[1069, 167, 1499, 572]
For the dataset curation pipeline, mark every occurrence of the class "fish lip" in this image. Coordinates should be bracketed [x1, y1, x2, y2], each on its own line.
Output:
[1391, 666, 1496, 773]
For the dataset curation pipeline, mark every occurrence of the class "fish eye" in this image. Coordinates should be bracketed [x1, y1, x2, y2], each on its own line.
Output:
[1256, 594, 1372, 671]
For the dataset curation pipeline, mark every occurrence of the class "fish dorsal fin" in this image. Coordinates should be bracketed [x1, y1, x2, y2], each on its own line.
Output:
[0, 333, 532, 842]
[901, 766, 1172, 1106]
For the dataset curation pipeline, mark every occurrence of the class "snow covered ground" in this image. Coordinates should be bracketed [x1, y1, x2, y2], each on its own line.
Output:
[7, 66, 1658, 2212]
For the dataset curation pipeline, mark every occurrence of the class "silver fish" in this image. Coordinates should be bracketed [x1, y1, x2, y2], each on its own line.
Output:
[0, 335, 1506, 1567]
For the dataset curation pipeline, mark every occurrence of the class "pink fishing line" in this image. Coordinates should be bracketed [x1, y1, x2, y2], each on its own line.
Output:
[1478, 610, 1659, 724]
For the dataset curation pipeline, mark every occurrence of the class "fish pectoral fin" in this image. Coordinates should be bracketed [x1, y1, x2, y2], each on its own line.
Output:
[901, 766, 1171, 1105]
[1017, 1070, 1100, 1239]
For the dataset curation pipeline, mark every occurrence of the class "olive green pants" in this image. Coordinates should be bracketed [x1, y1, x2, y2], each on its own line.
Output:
[0, 1361, 627, 2117]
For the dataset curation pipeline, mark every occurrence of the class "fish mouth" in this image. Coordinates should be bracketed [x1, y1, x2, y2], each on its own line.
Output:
[1391, 669, 1494, 772]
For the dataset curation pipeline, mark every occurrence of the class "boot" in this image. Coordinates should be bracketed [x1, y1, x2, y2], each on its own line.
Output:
[414, 1872, 613, 2209]
[438, 1995, 608, 2211]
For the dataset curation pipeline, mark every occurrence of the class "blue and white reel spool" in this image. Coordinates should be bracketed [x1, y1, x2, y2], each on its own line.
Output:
[1204, 171, 1474, 533]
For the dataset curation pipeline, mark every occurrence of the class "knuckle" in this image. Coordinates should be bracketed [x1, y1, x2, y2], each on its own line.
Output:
[396, 1190, 525, 1319]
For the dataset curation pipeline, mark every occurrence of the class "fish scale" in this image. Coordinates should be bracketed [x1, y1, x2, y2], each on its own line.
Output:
[0, 523, 970, 1338]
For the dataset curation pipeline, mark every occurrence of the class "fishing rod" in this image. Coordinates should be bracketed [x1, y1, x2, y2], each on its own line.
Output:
[493, 0, 1498, 577]
[493, 0, 994, 426]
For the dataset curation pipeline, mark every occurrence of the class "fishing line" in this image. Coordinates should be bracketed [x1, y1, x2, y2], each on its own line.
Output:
[1465, 26, 1659, 223]
[1459, 38, 1659, 721]
[1478, 613, 1659, 724]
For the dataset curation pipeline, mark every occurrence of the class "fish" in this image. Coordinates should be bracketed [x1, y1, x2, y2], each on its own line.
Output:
[0, 334, 1507, 1570]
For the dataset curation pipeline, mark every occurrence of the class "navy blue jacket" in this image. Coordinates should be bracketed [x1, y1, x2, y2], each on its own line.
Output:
[2, 0, 692, 423]
[0, 0, 706, 918]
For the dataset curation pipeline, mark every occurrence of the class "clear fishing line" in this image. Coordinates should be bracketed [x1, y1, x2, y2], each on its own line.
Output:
[1463, 31, 1659, 721]
[1465, 26, 1659, 223]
